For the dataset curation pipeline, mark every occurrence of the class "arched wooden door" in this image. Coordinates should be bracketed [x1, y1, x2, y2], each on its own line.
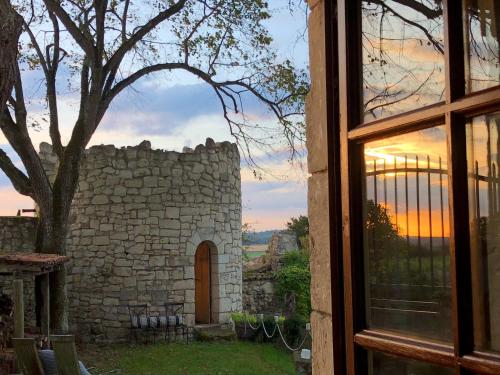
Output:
[195, 242, 211, 324]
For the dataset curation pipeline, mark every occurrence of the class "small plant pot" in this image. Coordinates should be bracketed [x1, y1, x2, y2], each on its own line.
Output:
[234, 324, 257, 341]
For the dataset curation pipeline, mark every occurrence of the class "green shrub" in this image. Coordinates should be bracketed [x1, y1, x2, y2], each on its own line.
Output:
[231, 312, 257, 325]
[281, 249, 309, 268]
[275, 250, 311, 320]
[256, 316, 279, 343]
[282, 314, 308, 348]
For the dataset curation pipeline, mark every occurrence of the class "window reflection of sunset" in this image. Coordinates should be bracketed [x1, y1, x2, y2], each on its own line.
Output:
[378, 202, 450, 238]
[364, 126, 450, 240]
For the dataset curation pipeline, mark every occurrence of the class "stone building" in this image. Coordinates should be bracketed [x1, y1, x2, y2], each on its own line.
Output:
[0, 217, 38, 326]
[1, 138, 243, 341]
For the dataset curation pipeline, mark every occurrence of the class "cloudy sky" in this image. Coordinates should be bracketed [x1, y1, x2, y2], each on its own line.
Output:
[0, 1, 309, 231]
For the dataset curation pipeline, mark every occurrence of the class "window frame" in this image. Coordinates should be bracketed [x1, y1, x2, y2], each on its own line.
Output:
[326, 0, 500, 373]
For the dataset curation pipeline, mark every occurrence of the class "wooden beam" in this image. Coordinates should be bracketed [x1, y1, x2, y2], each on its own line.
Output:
[41, 273, 50, 339]
[13, 278, 24, 338]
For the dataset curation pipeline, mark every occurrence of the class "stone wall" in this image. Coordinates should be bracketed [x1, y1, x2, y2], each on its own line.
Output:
[242, 231, 298, 314]
[39, 138, 243, 340]
[0, 217, 38, 326]
[0, 217, 37, 252]
[242, 272, 279, 315]
[268, 231, 298, 269]
[306, 0, 334, 373]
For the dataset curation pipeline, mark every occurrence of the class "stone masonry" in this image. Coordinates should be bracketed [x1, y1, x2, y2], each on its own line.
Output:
[242, 272, 279, 315]
[38, 138, 243, 340]
[0, 217, 37, 253]
[268, 230, 299, 269]
[242, 232, 298, 315]
[0, 217, 38, 326]
[306, 0, 334, 373]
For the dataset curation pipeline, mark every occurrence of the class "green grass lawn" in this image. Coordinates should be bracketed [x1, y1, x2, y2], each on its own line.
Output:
[79, 341, 295, 375]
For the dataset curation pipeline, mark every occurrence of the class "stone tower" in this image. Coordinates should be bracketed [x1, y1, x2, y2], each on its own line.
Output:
[39, 138, 242, 340]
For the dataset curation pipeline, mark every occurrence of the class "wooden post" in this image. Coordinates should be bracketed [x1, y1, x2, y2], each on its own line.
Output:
[13, 278, 24, 338]
[41, 273, 50, 339]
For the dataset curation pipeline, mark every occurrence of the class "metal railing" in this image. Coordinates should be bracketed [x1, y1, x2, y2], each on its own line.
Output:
[364, 153, 495, 339]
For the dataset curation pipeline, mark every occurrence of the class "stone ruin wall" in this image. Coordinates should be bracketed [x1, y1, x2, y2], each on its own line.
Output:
[40, 139, 243, 340]
[268, 230, 299, 269]
[242, 231, 298, 315]
[0, 217, 38, 326]
[242, 273, 280, 315]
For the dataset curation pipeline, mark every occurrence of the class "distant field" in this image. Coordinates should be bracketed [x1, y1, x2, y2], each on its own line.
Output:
[243, 244, 268, 259]
[244, 244, 268, 252]
[245, 251, 266, 259]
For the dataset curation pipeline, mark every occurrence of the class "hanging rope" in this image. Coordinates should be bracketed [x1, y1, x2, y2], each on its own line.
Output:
[238, 312, 311, 352]
[259, 315, 278, 338]
[245, 314, 261, 331]
[276, 321, 311, 352]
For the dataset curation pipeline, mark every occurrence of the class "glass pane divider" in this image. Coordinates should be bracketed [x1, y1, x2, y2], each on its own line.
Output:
[445, 112, 474, 360]
[459, 353, 500, 374]
[347, 88, 500, 143]
[354, 329, 455, 368]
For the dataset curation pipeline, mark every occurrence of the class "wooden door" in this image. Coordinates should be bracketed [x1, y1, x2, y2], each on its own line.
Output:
[195, 243, 211, 324]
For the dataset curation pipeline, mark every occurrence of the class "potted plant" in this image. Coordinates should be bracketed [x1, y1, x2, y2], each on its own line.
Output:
[231, 312, 258, 341]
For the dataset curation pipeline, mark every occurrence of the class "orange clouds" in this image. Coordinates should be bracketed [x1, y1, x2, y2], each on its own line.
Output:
[0, 188, 35, 216]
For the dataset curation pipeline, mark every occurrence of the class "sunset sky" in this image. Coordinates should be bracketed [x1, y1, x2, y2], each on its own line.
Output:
[0, 1, 309, 231]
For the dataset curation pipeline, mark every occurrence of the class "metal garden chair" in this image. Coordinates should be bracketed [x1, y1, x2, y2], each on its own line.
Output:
[164, 302, 189, 343]
[127, 304, 151, 344]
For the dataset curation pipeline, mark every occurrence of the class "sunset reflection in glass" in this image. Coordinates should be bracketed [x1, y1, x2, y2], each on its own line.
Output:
[467, 111, 500, 353]
[361, 0, 445, 122]
[363, 126, 452, 342]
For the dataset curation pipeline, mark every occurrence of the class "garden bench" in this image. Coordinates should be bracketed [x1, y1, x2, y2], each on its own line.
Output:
[127, 303, 188, 344]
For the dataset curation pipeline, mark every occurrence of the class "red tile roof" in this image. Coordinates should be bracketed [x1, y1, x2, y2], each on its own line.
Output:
[0, 253, 69, 273]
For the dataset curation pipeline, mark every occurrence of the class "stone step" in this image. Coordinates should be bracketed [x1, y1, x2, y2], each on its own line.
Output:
[193, 324, 236, 342]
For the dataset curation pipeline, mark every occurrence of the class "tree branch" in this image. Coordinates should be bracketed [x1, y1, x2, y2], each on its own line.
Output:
[121, 0, 130, 43]
[390, 0, 442, 20]
[95, 0, 108, 63]
[104, 0, 187, 74]
[47, 11, 63, 157]
[24, 22, 49, 75]
[42, 0, 95, 57]
[100, 62, 305, 139]
[0, 148, 33, 196]
[368, 0, 444, 54]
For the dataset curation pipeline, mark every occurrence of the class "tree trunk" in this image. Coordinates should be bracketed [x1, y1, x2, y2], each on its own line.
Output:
[0, 0, 22, 113]
[35, 143, 84, 334]
[36, 214, 69, 333]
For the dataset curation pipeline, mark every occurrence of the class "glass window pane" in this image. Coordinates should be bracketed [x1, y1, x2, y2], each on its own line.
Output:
[368, 351, 454, 375]
[466, 111, 500, 353]
[361, 1, 445, 122]
[363, 126, 452, 342]
[464, 0, 500, 92]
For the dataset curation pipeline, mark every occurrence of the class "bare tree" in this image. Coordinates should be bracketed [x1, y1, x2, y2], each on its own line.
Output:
[0, 0, 308, 332]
